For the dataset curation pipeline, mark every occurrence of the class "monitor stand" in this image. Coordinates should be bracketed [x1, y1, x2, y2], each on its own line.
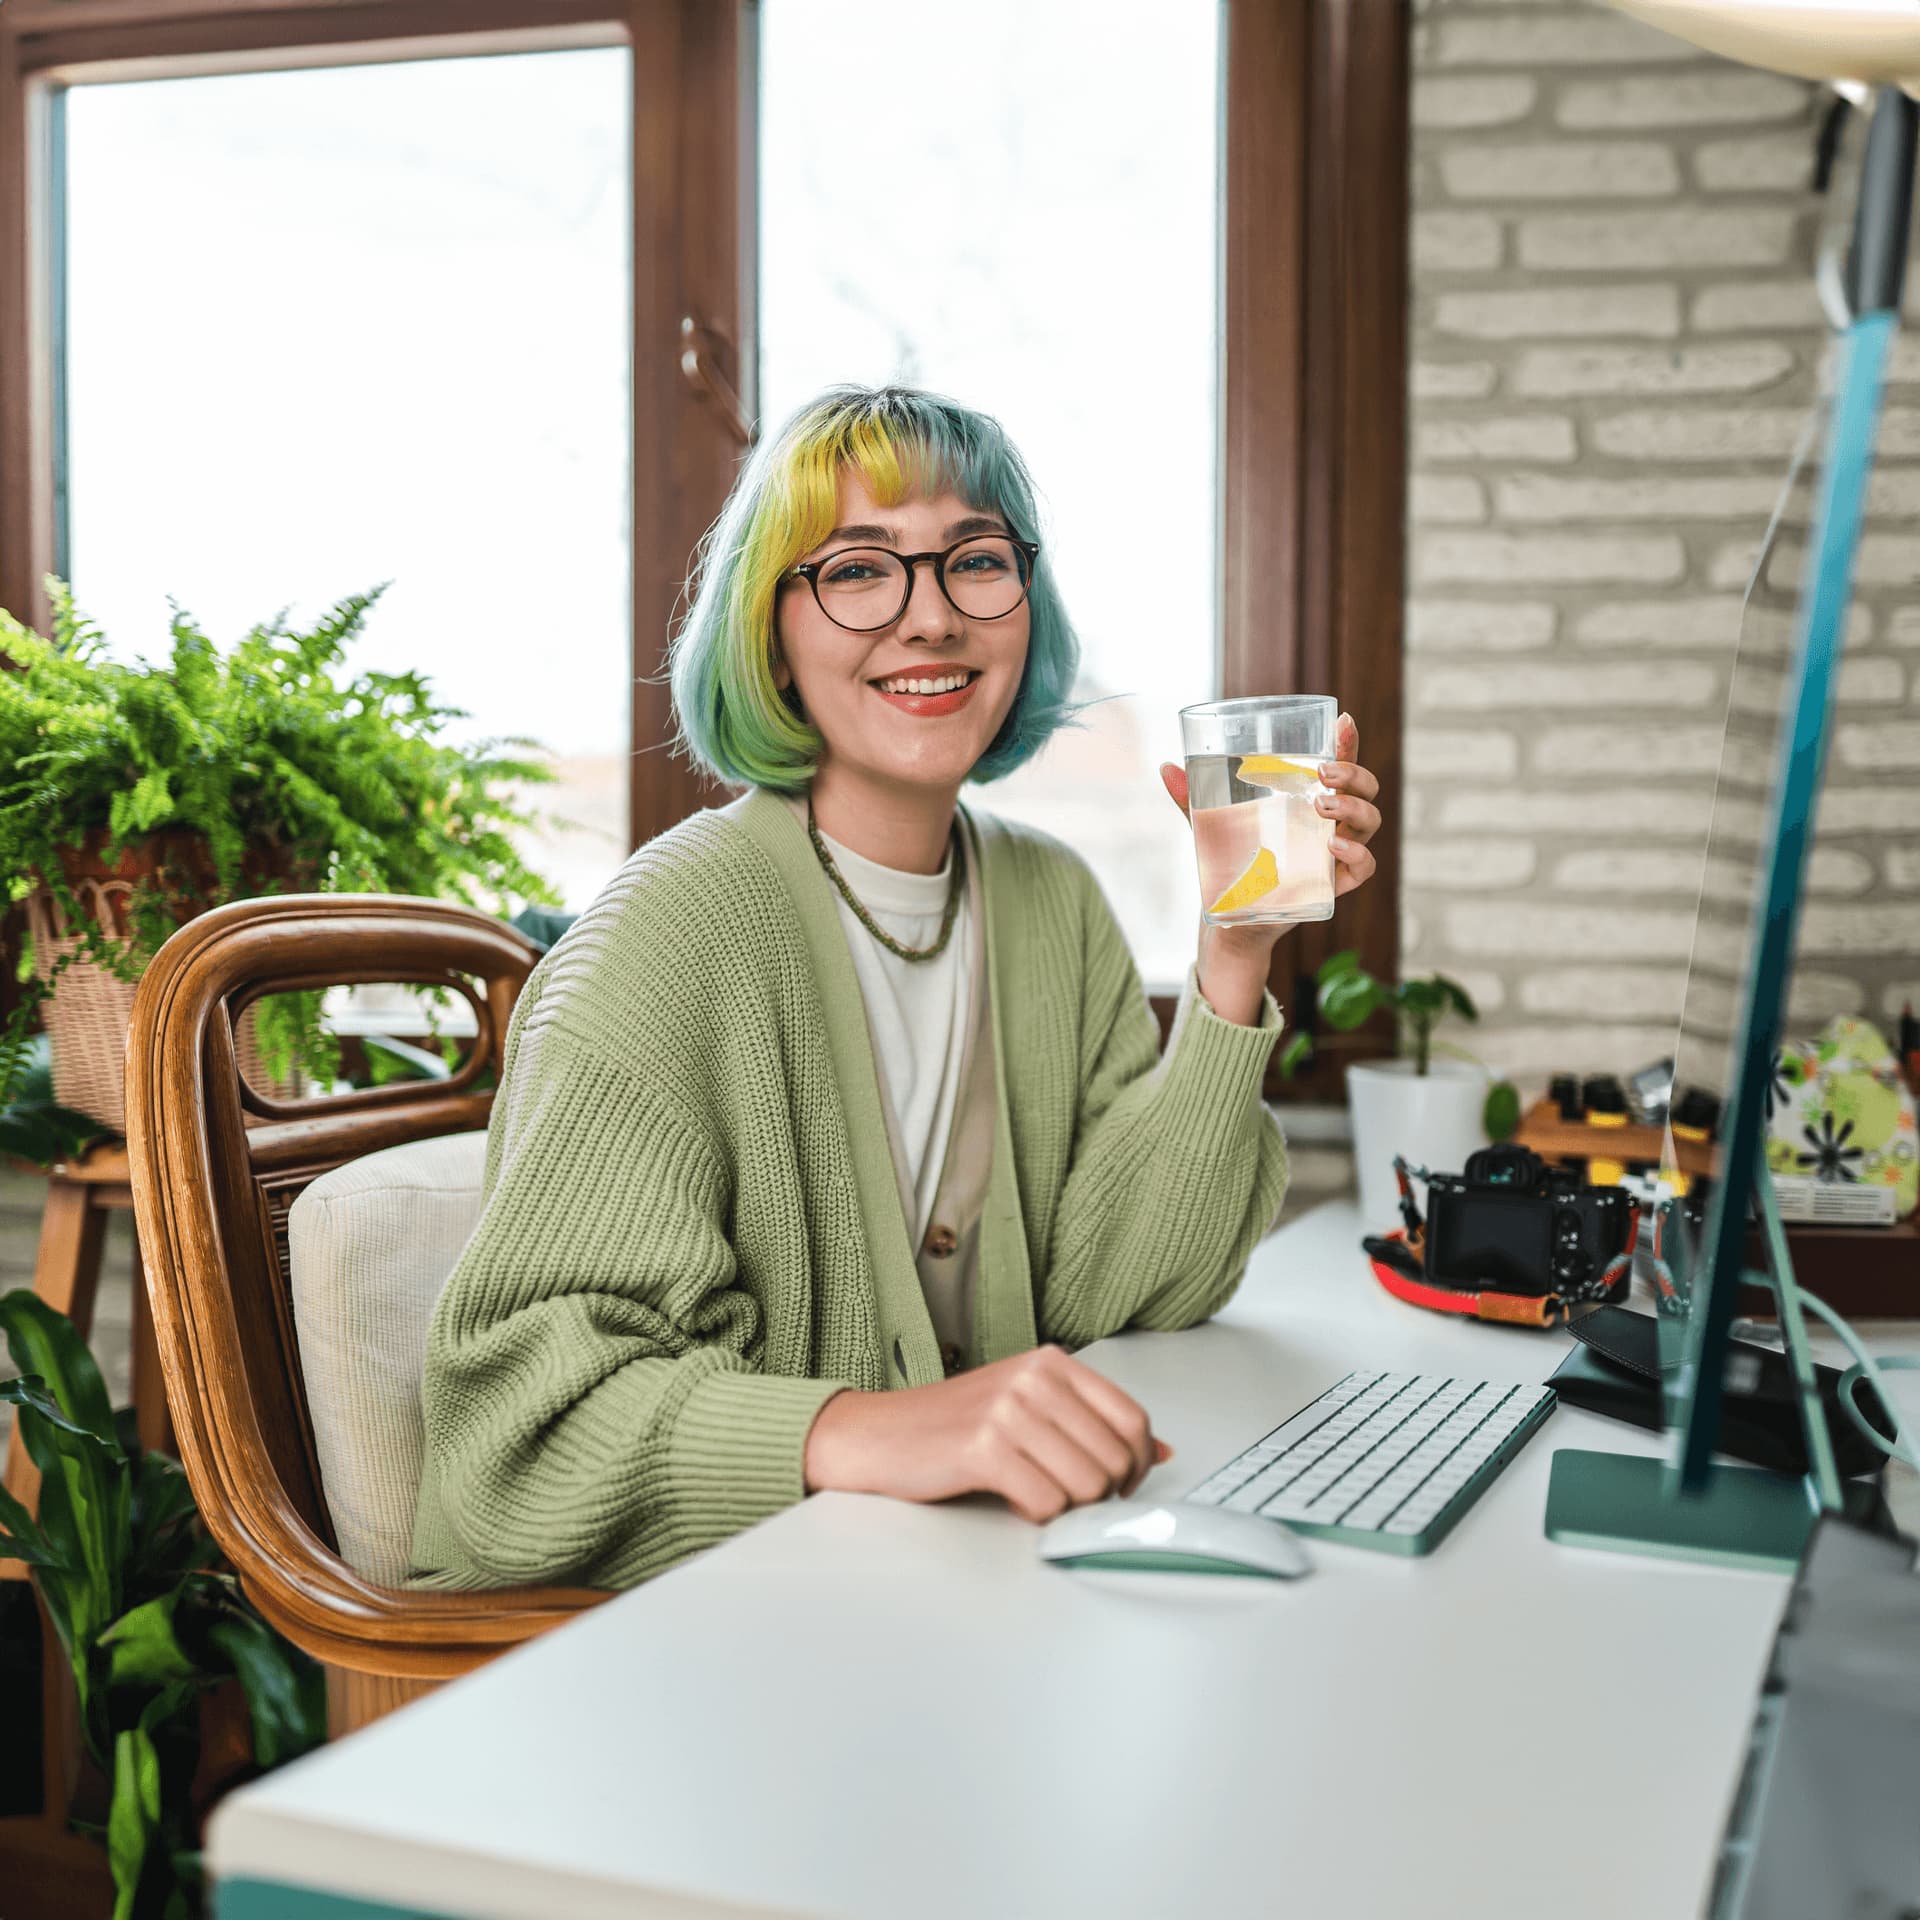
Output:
[1544, 1451, 1815, 1575]
[1543, 1155, 1836, 1575]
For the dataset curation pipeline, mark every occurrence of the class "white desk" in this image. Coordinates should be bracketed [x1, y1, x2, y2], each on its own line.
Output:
[209, 1200, 1895, 1920]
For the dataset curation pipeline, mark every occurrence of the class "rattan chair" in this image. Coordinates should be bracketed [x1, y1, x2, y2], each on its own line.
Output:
[124, 895, 604, 1737]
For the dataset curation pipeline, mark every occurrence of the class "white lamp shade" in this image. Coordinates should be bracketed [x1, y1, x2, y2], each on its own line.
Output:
[1613, 0, 1920, 86]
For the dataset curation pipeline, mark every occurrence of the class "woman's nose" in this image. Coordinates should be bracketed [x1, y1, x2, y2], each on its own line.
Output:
[896, 557, 961, 643]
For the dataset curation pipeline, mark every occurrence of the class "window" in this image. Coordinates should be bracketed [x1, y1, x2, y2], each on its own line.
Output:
[3, 0, 1402, 1077]
[759, 0, 1222, 989]
[60, 49, 633, 910]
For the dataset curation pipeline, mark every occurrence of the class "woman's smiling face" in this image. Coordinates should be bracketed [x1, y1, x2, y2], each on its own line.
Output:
[774, 467, 1031, 798]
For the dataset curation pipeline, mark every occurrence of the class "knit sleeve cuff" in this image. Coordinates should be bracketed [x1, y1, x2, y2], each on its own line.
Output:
[1151, 966, 1283, 1132]
[663, 1367, 850, 1540]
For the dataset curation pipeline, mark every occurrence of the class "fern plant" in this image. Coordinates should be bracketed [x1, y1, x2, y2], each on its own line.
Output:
[1, 579, 557, 1098]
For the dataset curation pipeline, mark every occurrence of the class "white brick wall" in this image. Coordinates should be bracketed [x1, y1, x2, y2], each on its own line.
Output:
[1406, 2, 1916, 1088]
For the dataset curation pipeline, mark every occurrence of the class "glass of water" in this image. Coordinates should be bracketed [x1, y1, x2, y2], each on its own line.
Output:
[1178, 696, 1339, 926]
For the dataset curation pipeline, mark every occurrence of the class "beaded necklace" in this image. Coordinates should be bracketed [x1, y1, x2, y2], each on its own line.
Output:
[806, 800, 964, 964]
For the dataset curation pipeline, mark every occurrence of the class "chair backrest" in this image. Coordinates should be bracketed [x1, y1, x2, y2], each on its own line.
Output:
[288, 1129, 487, 1586]
[127, 894, 602, 1674]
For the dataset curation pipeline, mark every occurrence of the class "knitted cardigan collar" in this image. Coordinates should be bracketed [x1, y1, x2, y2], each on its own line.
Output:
[728, 787, 1038, 1385]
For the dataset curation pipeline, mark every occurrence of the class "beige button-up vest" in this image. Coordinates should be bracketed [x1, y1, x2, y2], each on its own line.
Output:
[864, 825, 995, 1378]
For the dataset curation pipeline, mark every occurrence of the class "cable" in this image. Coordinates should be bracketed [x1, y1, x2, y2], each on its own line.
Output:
[1786, 1280, 1920, 1475]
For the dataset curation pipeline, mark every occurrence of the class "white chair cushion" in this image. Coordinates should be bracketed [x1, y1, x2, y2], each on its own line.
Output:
[287, 1130, 487, 1586]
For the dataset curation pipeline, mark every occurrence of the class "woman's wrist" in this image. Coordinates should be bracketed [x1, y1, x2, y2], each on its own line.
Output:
[1196, 923, 1286, 1027]
[803, 1388, 874, 1494]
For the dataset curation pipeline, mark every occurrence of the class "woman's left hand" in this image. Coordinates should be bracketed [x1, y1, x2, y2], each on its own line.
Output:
[1159, 711, 1383, 1025]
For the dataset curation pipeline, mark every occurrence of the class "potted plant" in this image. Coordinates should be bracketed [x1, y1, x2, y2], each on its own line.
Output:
[1281, 951, 1518, 1228]
[0, 580, 556, 1125]
[0, 1290, 327, 1917]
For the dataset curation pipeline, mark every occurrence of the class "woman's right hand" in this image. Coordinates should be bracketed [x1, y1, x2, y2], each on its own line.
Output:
[803, 1344, 1172, 1523]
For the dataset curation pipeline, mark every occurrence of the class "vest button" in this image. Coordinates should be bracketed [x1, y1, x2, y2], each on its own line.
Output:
[941, 1342, 963, 1377]
[924, 1223, 958, 1259]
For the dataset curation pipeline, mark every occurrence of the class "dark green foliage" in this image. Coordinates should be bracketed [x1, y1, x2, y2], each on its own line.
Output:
[0, 1033, 112, 1169]
[1, 579, 558, 1098]
[359, 1032, 453, 1086]
[0, 1291, 325, 1918]
[1280, 949, 1484, 1077]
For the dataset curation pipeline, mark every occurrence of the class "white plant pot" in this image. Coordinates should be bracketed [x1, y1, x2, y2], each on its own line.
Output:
[1347, 1059, 1491, 1230]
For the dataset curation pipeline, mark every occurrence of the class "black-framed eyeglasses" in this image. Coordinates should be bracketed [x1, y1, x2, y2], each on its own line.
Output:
[787, 533, 1041, 634]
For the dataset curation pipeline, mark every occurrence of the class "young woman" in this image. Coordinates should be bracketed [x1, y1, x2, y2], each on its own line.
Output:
[411, 385, 1382, 1591]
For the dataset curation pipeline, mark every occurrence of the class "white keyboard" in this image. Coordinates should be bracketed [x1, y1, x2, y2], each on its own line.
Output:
[1183, 1370, 1557, 1556]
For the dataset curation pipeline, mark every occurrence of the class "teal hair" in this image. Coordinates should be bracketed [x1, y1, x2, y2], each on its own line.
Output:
[668, 383, 1080, 792]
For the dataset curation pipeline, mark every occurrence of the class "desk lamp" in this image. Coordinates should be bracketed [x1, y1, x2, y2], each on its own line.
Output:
[1544, 1, 1919, 1567]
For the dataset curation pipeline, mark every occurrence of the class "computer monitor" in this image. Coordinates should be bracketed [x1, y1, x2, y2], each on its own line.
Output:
[1543, 85, 1918, 1571]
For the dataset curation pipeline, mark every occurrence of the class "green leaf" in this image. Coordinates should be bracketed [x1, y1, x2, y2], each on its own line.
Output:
[0, 1034, 114, 1168]
[105, 1682, 199, 1920]
[164, 1857, 203, 1920]
[0, 1474, 63, 1568]
[0, 1288, 119, 1445]
[511, 905, 579, 955]
[0, 1098, 111, 1170]
[0, 1366, 130, 1726]
[208, 1610, 325, 1768]
[1315, 948, 1363, 984]
[108, 1724, 163, 1920]
[362, 1032, 451, 1083]
[1277, 1030, 1315, 1079]
[1396, 979, 1445, 1018]
[1319, 971, 1383, 1031]
[126, 1450, 207, 1583]
[1484, 1079, 1522, 1142]
[1434, 973, 1479, 1024]
[0, 1372, 114, 1446]
[101, 1591, 199, 1690]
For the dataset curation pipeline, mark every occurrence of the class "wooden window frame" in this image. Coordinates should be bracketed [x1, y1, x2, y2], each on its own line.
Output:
[0, 0, 1405, 1100]
[0, 0, 750, 860]
[1219, 0, 1407, 1099]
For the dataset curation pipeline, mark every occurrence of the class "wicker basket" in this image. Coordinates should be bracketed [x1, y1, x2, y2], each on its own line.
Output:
[25, 871, 282, 1137]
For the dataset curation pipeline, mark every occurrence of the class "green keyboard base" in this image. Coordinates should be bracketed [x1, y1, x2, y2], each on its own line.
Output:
[1280, 1387, 1559, 1557]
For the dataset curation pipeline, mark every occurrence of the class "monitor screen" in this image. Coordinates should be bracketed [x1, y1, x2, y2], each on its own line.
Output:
[1654, 327, 1862, 1470]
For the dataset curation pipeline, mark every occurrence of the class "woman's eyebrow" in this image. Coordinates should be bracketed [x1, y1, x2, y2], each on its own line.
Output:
[815, 513, 1008, 550]
[944, 514, 1008, 540]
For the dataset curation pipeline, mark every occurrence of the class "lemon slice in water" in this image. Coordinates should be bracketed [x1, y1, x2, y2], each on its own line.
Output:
[1237, 753, 1321, 793]
[1209, 846, 1278, 916]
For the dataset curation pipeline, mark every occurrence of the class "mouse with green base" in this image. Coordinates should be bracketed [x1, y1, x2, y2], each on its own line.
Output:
[1037, 1498, 1312, 1579]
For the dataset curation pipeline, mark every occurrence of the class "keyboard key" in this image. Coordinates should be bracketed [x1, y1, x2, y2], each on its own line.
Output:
[1182, 1372, 1551, 1552]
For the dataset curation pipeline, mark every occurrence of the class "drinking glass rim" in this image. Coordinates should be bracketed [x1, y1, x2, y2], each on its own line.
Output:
[1178, 694, 1336, 720]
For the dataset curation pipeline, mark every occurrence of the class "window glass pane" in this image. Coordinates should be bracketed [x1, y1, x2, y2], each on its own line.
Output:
[62, 49, 632, 911]
[759, 1, 1220, 989]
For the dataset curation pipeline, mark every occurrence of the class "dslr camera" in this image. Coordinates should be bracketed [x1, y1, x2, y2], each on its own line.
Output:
[1415, 1144, 1637, 1303]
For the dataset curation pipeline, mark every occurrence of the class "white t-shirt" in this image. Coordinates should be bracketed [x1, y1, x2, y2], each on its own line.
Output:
[811, 822, 973, 1250]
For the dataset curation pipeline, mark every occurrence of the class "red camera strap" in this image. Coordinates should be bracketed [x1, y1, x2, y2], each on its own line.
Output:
[1366, 1232, 1572, 1328]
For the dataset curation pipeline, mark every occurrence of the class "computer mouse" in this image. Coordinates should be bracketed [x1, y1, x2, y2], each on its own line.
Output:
[1037, 1498, 1313, 1580]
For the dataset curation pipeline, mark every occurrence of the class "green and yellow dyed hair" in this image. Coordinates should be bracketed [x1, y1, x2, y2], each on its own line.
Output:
[669, 383, 1080, 791]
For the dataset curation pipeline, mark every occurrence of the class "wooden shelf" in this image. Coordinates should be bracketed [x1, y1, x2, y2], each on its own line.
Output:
[1514, 1098, 1715, 1176]
[1515, 1099, 1920, 1319]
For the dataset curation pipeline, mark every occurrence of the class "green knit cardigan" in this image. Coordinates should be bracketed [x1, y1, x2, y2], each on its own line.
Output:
[409, 790, 1290, 1590]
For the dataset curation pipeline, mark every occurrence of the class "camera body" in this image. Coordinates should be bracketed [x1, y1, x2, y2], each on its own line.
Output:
[1421, 1145, 1637, 1302]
